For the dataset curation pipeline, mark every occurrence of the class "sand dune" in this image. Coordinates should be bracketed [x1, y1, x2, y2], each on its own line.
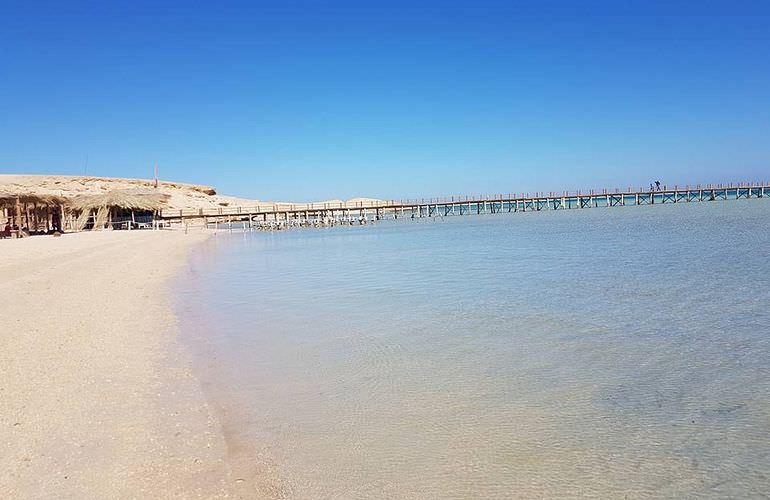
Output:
[0, 175, 382, 212]
[0, 175, 257, 212]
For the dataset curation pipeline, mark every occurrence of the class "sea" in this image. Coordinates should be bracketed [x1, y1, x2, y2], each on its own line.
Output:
[175, 199, 770, 499]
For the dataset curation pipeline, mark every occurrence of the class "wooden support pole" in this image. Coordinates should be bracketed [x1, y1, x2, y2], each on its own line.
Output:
[32, 202, 39, 232]
[14, 197, 21, 233]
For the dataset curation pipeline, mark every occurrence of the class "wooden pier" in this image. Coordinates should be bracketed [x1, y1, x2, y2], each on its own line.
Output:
[158, 182, 770, 230]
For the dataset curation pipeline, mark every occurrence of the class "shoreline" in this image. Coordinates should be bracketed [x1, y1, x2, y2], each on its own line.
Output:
[0, 230, 234, 498]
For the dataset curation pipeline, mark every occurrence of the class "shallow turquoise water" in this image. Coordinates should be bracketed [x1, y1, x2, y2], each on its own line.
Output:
[176, 200, 770, 499]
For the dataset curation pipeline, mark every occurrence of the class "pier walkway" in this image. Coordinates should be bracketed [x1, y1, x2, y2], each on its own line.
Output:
[158, 182, 769, 229]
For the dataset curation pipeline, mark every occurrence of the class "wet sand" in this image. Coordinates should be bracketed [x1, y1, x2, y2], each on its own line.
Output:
[0, 230, 234, 498]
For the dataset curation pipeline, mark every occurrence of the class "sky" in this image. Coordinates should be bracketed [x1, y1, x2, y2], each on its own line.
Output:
[1, 0, 769, 201]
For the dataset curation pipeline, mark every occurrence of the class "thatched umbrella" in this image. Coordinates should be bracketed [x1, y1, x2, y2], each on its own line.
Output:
[70, 190, 170, 230]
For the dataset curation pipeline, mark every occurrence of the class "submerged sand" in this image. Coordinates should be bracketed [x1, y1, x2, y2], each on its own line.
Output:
[0, 230, 234, 498]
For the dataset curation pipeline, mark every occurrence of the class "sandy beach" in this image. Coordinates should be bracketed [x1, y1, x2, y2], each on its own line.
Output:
[0, 230, 233, 498]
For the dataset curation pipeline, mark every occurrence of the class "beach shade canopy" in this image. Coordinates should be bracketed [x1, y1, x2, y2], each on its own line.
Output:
[0, 191, 69, 234]
[0, 192, 69, 208]
[70, 190, 170, 212]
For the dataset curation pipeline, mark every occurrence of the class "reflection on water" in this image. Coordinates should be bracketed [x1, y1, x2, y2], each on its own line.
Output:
[176, 200, 770, 499]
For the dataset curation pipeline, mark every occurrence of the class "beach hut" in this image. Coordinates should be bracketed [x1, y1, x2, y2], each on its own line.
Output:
[69, 190, 170, 231]
[0, 192, 69, 236]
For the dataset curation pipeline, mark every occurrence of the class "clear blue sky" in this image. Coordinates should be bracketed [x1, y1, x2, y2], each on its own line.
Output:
[1, 1, 768, 200]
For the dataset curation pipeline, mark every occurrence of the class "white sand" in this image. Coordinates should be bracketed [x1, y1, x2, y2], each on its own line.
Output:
[0, 230, 235, 498]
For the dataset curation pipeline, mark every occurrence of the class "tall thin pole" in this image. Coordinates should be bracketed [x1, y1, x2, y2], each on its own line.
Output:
[154, 162, 158, 188]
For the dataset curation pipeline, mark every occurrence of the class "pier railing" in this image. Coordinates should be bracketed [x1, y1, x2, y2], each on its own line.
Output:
[159, 181, 768, 219]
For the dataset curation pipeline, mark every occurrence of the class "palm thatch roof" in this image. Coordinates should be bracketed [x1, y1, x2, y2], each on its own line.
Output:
[70, 190, 170, 212]
[0, 192, 68, 207]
